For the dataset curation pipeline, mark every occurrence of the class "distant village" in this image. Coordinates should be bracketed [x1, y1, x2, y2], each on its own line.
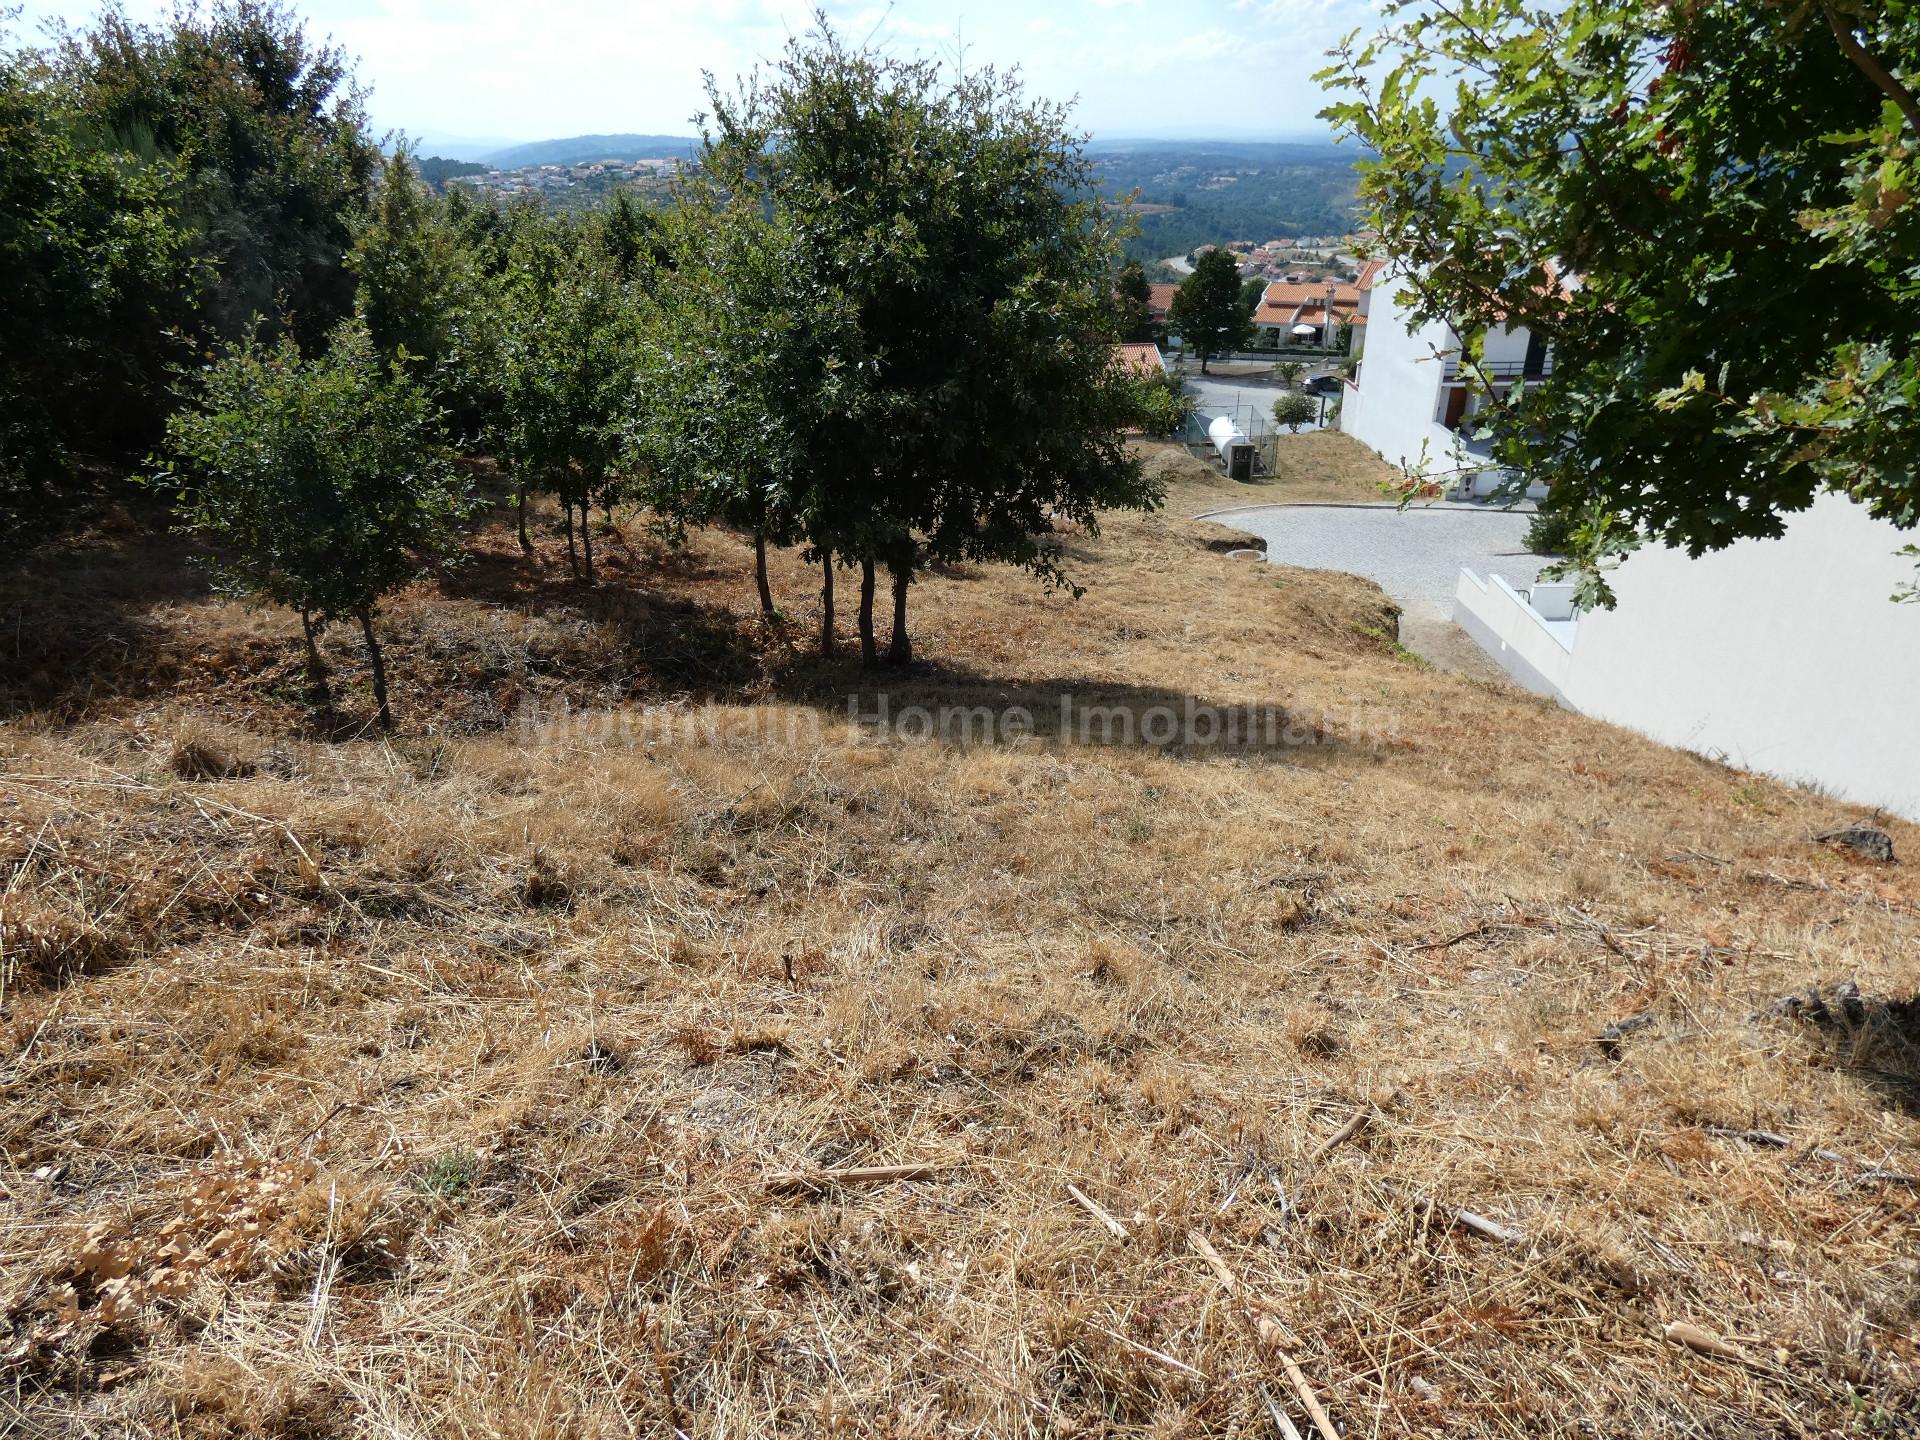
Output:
[449, 155, 682, 202]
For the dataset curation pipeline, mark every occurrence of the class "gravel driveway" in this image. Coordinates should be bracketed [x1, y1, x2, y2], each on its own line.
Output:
[1202, 502, 1547, 671]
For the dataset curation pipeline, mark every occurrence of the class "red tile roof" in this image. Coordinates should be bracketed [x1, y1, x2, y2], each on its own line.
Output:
[1147, 283, 1178, 316]
[1252, 277, 1367, 333]
[1113, 343, 1165, 379]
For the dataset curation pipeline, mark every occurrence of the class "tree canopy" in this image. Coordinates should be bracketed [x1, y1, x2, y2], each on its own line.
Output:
[641, 22, 1161, 663]
[1, 1, 377, 533]
[1170, 249, 1254, 373]
[0, 34, 200, 527]
[1321, 0, 1920, 602]
[1114, 260, 1157, 343]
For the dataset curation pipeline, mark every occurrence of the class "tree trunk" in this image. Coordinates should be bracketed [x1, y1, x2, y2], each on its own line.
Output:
[858, 557, 877, 668]
[580, 502, 594, 584]
[357, 607, 393, 732]
[298, 609, 332, 709]
[563, 500, 579, 577]
[517, 486, 531, 554]
[753, 531, 776, 619]
[886, 559, 912, 666]
[819, 548, 835, 658]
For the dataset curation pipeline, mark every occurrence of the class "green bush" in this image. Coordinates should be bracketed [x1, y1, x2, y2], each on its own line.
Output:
[1133, 371, 1195, 438]
[1271, 390, 1319, 432]
[1524, 504, 1578, 556]
[157, 322, 477, 728]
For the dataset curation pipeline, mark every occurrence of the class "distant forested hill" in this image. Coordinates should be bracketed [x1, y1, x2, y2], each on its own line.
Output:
[480, 133, 697, 168]
[1089, 139, 1363, 261]
[418, 155, 488, 190]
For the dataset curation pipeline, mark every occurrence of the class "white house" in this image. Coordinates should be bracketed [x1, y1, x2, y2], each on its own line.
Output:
[1337, 261, 1552, 498]
[1455, 495, 1920, 821]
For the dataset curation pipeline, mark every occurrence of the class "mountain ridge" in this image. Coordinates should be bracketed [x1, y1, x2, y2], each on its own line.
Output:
[475, 132, 699, 167]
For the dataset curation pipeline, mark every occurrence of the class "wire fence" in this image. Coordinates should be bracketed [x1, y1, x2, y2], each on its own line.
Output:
[1184, 395, 1337, 478]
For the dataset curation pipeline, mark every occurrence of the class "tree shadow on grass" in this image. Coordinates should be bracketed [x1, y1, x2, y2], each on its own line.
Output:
[429, 526, 769, 701]
[1776, 984, 1920, 1118]
[0, 501, 775, 727]
[683, 651, 1391, 766]
[0, 498, 220, 721]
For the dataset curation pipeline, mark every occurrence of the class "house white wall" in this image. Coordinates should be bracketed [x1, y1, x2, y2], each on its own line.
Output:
[1336, 276, 1465, 481]
[1456, 493, 1920, 819]
[1338, 269, 1546, 498]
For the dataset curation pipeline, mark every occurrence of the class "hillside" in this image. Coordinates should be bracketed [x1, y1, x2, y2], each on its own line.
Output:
[3, 439, 1917, 1437]
[479, 133, 698, 168]
[1088, 139, 1362, 265]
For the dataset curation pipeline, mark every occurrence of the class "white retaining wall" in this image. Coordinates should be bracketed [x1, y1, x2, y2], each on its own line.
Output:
[1455, 493, 1920, 819]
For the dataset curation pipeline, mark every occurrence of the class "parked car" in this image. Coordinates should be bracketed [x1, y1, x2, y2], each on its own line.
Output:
[1305, 373, 1344, 396]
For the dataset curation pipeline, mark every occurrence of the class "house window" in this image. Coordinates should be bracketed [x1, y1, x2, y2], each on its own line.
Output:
[1523, 331, 1548, 378]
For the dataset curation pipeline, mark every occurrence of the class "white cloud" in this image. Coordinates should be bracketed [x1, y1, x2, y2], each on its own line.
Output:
[10, 0, 1365, 141]
[1164, 29, 1237, 63]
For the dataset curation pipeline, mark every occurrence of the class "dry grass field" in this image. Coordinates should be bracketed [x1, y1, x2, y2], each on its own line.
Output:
[2, 442, 1917, 1438]
[1255, 432, 1401, 507]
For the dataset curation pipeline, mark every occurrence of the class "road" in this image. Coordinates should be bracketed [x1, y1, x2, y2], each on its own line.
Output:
[1185, 370, 1339, 435]
[1202, 500, 1546, 674]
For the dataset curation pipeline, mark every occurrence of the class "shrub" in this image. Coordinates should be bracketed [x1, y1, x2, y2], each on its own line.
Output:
[1524, 503, 1578, 556]
[1132, 371, 1196, 438]
[157, 322, 477, 729]
[1272, 390, 1319, 433]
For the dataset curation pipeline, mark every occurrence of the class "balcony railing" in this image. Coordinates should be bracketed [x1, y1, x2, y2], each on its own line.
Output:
[1441, 358, 1552, 382]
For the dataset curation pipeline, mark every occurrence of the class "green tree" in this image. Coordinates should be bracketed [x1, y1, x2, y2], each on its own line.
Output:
[1170, 248, 1253, 374]
[348, 151, 459, 372]
[52, 0, 378, 346]
[676, 23, 1162, 665]
[1274, 360, 1305, 388]
[347, 149, 501, 440]
[1321, 0, 1920, 604]
[0, 30, 201, 531]
[635, 183, 818, 626]
[1272, 390, 1318, 433]
[157, 323, 477, 729]
[494, 219, 640, 580]
[1114, 259, 1156, 342]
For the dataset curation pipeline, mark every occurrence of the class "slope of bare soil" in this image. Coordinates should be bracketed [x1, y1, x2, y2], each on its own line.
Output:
[2, 443, 1916, 1438]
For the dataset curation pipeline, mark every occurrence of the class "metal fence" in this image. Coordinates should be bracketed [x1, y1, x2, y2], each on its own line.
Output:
[1184, 395, 1337, 479]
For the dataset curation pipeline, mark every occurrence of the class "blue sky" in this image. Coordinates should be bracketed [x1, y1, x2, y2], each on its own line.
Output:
[12, 0, 1383, 148]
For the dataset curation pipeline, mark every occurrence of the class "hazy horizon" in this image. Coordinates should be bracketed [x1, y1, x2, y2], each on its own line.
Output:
[9, 0, 1380, 150]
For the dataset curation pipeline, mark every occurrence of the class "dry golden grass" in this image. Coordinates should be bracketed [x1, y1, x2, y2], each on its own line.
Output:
[2, 443, 1917, 1438]
[1258, 430, 1402, 506]
[1151, 430, 1401, 508]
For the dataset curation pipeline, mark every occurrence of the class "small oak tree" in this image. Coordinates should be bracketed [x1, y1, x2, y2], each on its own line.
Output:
[158, 323, 476, 729]
[494, 221, 640, 581]
[687, 22, 1162, 665]
[1170, 249, 1254, 374]
[1114, 260, 1156, 342]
